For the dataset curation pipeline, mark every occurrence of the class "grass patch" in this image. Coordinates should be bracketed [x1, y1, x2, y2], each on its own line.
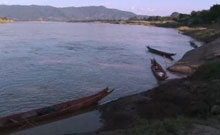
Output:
[191, 61, 220, 80]
[123, 117, 220, 135]
[124, 118, 194, 135]
[178, 25, 220, 43]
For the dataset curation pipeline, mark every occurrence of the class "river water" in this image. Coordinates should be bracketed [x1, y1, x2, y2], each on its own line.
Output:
[0, 22, 197, 134]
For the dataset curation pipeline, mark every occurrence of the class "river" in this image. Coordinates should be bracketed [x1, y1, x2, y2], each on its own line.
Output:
[0, 22, 198, 134]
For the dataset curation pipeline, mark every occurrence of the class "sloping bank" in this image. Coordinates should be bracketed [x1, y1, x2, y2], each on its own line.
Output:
[86, 39, 220, 135]
[96, 60, 220, 135]
[69, 38, 220, 135]
[168, 38, 220, 75]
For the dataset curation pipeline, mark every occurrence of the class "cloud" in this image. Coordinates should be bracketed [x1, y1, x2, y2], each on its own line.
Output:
[0, 0, 9, 5]
[130, 6, 157, 15]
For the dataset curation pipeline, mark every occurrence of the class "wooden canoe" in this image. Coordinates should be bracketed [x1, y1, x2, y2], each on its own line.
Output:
[151, 59, 168, 81]
[0, 87, 113, 130]
[146, 46, 176, 60]
[189, 41, 198, 48]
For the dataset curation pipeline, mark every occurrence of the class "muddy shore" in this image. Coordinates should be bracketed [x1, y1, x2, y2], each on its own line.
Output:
[69, 22, 220, 135]
[95, 57, 220, 135]
[168, 38, 220, 74]
[69, 59, 220, 135]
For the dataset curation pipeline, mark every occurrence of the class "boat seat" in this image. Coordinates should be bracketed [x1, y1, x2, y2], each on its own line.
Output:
[21, 111, 38, 119]
[158, 72, 164, 77]
[37, 107, 57, 116]
[9, 119, 19, 123]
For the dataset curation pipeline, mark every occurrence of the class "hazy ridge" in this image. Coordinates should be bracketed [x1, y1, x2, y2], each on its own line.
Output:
[0, 5, 136, 21]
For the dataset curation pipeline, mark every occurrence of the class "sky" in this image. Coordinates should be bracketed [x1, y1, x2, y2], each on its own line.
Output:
[0, 0, 220, 16]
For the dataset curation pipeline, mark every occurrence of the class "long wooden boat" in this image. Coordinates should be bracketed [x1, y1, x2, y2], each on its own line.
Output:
[146, 46, 176, 60]
[0, 88, 113, 130]
[151, 59, 168, 81]
[189, 41, 198, 48]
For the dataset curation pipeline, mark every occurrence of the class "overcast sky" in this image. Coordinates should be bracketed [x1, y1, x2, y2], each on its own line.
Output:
[0, 0, 220, 16]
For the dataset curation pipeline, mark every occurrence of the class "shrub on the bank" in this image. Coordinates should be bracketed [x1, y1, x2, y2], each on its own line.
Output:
[138, 4, 220, 26]
[189, 4, 220, 25]
[192, 61, 220, 80]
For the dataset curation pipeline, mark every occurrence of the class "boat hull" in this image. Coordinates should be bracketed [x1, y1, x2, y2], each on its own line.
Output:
[190, 41, 198, 48]
[147, 46, 176, 61]
[0, 88, 113, 131]
[151, 59, 168, 81]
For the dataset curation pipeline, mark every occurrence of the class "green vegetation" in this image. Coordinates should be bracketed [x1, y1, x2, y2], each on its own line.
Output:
[127, 118, 192, 135]
[100, 60, 220, 135]
[141, 4, 220, 26]
[191, 60, 220, 80]
[108, 117, 220, 135]
[101, 4, 220, 43]
[188, 4, 220, 25]
[96, 5, 220, 135]
[145, 4, 220, 42]
[177, 25, 220, 43]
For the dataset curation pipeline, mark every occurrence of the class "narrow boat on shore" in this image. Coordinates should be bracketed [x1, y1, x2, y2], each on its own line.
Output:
[0, 88, 113, 131]
[189, 41, 198, 48]
[151, 59, 168, 81]
[146, 46, 176, 60]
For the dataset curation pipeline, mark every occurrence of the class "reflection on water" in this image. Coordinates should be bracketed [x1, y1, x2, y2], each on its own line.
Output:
[97, 62, 144, 70]
[11, 110, 101, 135]
[0, 22, 199, 134]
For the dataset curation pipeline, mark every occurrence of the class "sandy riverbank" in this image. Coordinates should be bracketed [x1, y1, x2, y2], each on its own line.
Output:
[0, 19, 13, 24]
[97, 20, 220, 43]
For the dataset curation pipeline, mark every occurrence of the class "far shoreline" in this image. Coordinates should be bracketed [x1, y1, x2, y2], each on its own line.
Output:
[1, 19, 220, 135]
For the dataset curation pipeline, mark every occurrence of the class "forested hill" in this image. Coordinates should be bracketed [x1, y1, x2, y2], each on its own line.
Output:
[0, 5, 136, 21]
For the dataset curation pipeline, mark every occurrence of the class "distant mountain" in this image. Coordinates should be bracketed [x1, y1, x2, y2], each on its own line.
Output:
[0, 5, 136, 21]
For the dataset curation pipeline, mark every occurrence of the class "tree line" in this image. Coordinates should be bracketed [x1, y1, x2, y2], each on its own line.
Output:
[129, 4, 220, 26]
